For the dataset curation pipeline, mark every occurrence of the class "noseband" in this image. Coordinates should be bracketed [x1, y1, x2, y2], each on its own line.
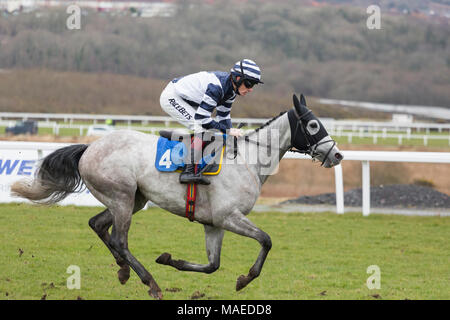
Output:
[290, 107, 336, 166]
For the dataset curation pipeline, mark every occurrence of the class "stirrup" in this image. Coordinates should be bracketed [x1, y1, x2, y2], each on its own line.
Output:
[179, 164, 210, 185]
[179, 172, 210, 185]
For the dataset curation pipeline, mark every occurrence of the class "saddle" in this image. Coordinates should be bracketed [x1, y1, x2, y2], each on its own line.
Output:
[155, 130, 226, 175]
[159, 130, 192, 141]
[155, 130, 229, 222]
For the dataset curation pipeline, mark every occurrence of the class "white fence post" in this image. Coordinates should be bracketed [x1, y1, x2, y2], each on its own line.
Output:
[284, 151, 450, 216]
[362, 161, 371, 216]
[334, 164, 344, 214]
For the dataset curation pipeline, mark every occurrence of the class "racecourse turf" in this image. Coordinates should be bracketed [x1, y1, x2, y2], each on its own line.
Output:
[0, 203, 448, 300]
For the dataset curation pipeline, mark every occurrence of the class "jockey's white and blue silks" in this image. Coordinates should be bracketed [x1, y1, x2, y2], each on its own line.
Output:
[230, 59, 262, 83]
[168, 71, 236, 133]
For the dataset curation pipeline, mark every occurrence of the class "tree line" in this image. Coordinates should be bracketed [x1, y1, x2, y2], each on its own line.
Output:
[0, 1, 448, 107]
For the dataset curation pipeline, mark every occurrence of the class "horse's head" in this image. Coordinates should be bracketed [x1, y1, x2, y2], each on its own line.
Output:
[287, 94, 343, 168]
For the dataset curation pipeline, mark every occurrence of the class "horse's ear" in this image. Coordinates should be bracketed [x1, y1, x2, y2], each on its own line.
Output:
[293, 94, 301, 113]
[300, 94, 307, 107]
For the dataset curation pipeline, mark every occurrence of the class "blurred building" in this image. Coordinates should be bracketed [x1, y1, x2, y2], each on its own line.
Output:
[0, 0, 177, 17]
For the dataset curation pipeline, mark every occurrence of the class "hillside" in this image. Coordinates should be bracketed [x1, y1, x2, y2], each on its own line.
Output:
[0, 1, 448, 109]
[0, 68, 390, 119]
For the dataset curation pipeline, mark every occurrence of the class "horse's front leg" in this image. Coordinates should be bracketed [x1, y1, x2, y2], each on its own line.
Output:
[221, 211, 272, 291]
[156, 225, 224, 274]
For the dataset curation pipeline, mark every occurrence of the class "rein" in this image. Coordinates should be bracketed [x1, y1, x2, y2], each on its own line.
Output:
[240, 108, 336, 166]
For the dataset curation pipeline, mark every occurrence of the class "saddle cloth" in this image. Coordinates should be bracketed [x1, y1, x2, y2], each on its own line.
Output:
[155, 136, 225, 175]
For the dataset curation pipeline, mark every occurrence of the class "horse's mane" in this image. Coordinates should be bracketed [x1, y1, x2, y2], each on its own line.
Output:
[245, 111, 287, 136]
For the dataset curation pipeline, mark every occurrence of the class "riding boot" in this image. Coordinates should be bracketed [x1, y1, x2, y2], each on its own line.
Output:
[179, 136, 210, 185]
[179, 163, 210, 185]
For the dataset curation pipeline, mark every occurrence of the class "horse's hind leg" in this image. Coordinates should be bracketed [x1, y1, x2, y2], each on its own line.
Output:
[108, 197, 162, 300]
[89, 209, 130, 284]
[156, 225, 224, 274]
[88, 190, 147, 285]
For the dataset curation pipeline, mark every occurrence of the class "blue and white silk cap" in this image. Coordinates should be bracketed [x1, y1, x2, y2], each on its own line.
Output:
[230, 59, 263, 83]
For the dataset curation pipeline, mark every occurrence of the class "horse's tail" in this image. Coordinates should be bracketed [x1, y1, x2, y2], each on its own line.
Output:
[11, 144, 89, 205]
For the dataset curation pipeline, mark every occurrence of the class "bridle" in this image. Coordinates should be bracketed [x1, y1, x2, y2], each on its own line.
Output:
[289, 107, 336, 166]
[230, 107, 336, 166]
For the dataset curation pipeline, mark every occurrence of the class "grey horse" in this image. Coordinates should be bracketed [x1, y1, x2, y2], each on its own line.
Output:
[11, 94, 343, 299]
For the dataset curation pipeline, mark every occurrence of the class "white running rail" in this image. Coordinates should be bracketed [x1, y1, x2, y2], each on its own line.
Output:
[1, 141, 449, 215]
[285, 151, 450, 215]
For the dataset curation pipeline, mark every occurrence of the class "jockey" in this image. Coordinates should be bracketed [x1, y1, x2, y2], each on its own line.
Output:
[160, 59, 263, 185]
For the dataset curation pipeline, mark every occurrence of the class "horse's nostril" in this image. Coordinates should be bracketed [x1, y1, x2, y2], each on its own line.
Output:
[335, 152, 343, 161]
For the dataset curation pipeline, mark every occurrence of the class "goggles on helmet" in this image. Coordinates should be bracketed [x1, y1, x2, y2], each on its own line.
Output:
[243, 79, 257, 89]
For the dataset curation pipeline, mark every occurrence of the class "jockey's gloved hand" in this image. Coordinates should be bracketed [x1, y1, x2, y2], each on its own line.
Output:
[229, 128, 243, 137]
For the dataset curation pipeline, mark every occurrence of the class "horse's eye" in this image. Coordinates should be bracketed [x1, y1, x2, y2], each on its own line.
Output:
[307, 120, 320, 135]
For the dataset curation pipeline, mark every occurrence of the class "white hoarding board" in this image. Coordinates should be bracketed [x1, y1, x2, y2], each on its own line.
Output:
[0, 148, 104, 207]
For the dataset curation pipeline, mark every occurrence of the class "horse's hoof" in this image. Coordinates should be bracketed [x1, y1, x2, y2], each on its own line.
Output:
[148, 284, 163, 300]
[236, 275, 248, 291]
[117, 267, 130, 285]
[156, 252, 172, 265]
[148, 289, 163, 300]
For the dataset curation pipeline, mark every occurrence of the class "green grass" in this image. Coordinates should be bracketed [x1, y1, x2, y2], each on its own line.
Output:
[330, 129, 450, 147]
[0, 203, 449, 300]
[2, 123, 449, 147]
[333, 136, 449, 148]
